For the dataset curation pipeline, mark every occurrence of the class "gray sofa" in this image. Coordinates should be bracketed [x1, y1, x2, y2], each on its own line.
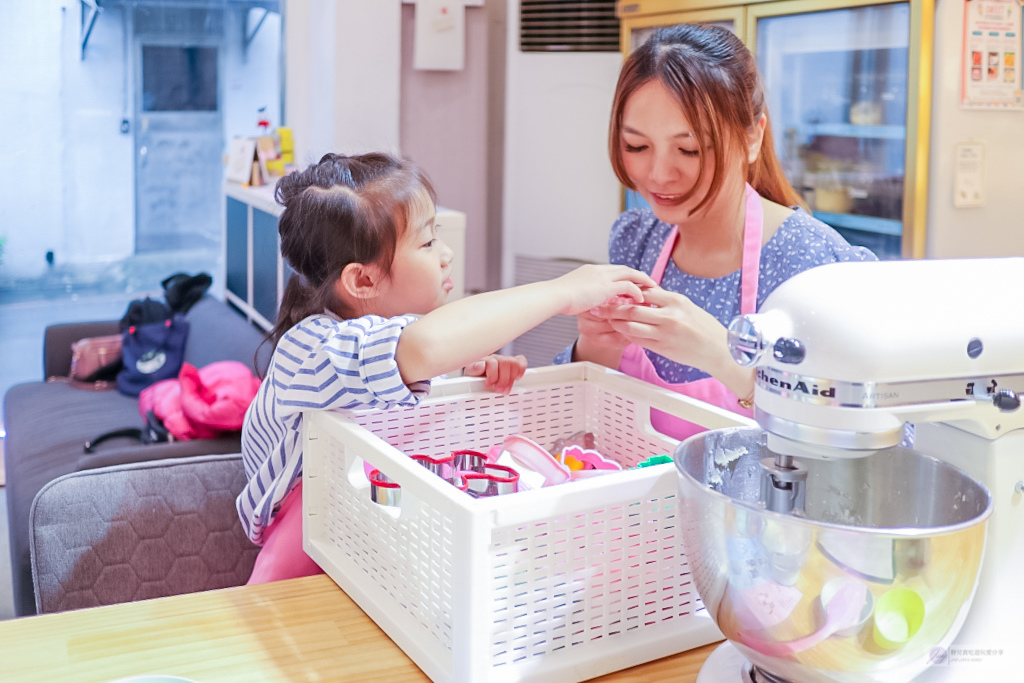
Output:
[3, 296, 269, 616]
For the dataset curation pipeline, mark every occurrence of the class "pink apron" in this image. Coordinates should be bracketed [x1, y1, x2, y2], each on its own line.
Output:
[618, 183, 762, 440]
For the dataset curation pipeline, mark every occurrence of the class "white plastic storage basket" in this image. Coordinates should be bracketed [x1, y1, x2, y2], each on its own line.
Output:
[303, 362, 753, 682]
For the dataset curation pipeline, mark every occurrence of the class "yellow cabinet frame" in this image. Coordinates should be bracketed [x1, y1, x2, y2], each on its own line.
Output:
[619, 6, 747, 52]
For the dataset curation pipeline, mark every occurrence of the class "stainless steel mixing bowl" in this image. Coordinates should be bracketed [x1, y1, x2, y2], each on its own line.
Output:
[675, 427, 992, 683]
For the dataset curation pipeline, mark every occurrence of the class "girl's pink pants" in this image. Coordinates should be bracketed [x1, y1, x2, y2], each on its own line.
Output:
[246, 482, 325, 584]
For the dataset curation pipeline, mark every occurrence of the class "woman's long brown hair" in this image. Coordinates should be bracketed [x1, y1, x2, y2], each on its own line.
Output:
[609, 24, 804, 213]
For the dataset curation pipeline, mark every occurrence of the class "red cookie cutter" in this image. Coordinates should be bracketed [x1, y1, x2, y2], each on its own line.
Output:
[451, 449, 487, 473]
[411, 450, 489, 484]
[411, 453, 455, 481]
[455, 463, 519, 498]
[369, 468, 401, 507]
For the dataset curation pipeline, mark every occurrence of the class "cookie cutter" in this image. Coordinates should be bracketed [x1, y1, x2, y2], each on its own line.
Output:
[452, 449, 488, 473]
[411, 453, 455, 481]
[455, 463, 520, 498]
[564, 445, 623, 481]
[411, 450, 489, 485]
[564, 445, 621, 471]
[369, 468, 401, 507]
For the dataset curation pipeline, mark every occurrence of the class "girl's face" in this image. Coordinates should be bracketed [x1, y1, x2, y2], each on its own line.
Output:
[379, 190, 455, 316]
[620, 79, 741, 226]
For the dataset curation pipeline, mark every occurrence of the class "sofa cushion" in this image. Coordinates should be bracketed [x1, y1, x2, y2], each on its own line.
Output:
[30, 453, 258, 613]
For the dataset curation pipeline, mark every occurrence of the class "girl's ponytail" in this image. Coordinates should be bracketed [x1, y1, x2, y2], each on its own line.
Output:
[272, 275, 323, 345]
[255, 274, 325, 376]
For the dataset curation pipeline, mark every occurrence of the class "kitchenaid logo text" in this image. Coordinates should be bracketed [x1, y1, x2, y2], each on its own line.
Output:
[863, 391, 900, 400]
[757, 368, 835, 397]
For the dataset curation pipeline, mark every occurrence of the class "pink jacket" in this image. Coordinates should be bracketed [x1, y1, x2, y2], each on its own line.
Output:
[139, 361, 262, 441]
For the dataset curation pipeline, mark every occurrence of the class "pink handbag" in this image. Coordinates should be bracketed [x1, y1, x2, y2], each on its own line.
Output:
[69, 334, 123, 383]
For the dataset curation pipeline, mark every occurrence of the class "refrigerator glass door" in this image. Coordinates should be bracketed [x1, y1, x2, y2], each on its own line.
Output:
[756, 3, 910, 259]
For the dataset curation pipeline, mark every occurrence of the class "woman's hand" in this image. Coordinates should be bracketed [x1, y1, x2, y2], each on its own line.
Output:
[600, 286, 756, 399]
[464, 354, 528, 394]
[554, 265, 656, 316]
[603, 286, 731, 377]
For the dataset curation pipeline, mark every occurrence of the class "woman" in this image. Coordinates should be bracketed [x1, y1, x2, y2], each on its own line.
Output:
[557, 24, 875, 439]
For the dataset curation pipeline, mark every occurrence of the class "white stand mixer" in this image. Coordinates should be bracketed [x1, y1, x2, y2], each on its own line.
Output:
[679, 258, 1024, 682]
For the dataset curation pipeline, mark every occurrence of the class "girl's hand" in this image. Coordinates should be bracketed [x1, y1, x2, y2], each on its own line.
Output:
[464, 354, 528, 394]
[602, 286, 728, 374]
[572, 304, 631, 368]
[554, 265, 655, 316]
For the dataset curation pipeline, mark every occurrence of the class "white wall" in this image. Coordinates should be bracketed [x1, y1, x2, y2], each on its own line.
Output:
[224, 9, 284, 142]
[927, 0, 1024, 257]
[501, 0, 623, 286]
[0, 2, 281, 279]
[1, 1, 62, 276]
[59, 3, 135, 268]
[400, 4, 497, 294]
[0, 1, 131, 277]
[284, 0, 336, 165]
[285, 0, 402, 165]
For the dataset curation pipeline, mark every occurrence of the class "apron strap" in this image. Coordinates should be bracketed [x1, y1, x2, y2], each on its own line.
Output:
[650, 226, 678, 283]
[649, 183, 764, 309]
[739, 183, 763, 314]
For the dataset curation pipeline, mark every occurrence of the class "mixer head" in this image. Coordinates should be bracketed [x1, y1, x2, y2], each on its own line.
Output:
[727, 258, 1024, 460]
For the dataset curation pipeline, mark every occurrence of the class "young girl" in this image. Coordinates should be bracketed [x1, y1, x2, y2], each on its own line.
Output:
[239, 152, 654, 583]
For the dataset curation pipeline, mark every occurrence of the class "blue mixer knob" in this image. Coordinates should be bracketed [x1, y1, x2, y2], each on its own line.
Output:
[773, 338, 806, 365]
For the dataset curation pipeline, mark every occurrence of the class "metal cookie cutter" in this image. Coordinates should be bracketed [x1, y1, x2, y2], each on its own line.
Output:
[451, 449, 487, 474]
[411, 453, 455, 481]
[456, 463, 519, 498]
[369, 469, 401, 507]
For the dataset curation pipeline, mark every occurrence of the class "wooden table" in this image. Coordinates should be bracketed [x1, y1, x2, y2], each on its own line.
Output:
[0, 574, 718, 682]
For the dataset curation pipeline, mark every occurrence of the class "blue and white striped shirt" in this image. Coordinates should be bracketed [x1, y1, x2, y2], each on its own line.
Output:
[237, 313, 430, 544]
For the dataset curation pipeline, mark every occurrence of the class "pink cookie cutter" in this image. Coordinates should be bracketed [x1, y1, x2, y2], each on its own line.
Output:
[501, 434, 571, 487]
[562, 444, 622, 480]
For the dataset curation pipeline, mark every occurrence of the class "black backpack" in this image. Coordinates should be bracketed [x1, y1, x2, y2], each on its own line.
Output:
[113, 273, 210, 397]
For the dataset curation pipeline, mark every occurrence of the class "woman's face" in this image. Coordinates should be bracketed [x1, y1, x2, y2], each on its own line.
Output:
[620, 79, 739, 226]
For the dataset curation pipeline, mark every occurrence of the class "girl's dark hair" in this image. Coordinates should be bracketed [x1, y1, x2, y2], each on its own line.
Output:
[609, 24, 804, 213]
[260, 152, 436, 364]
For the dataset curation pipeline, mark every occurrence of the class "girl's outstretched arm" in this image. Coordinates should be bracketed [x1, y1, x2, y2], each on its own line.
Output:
[396, 264, 655, 384]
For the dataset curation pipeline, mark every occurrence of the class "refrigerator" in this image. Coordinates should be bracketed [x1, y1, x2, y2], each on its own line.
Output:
[618, 0, 937, 260]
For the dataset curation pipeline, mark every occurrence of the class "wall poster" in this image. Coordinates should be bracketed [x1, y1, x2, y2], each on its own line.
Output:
[962, 0, 1024, 108]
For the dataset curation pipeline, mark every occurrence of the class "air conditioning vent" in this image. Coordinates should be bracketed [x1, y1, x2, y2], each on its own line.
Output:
[520, 1, 620, 53]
